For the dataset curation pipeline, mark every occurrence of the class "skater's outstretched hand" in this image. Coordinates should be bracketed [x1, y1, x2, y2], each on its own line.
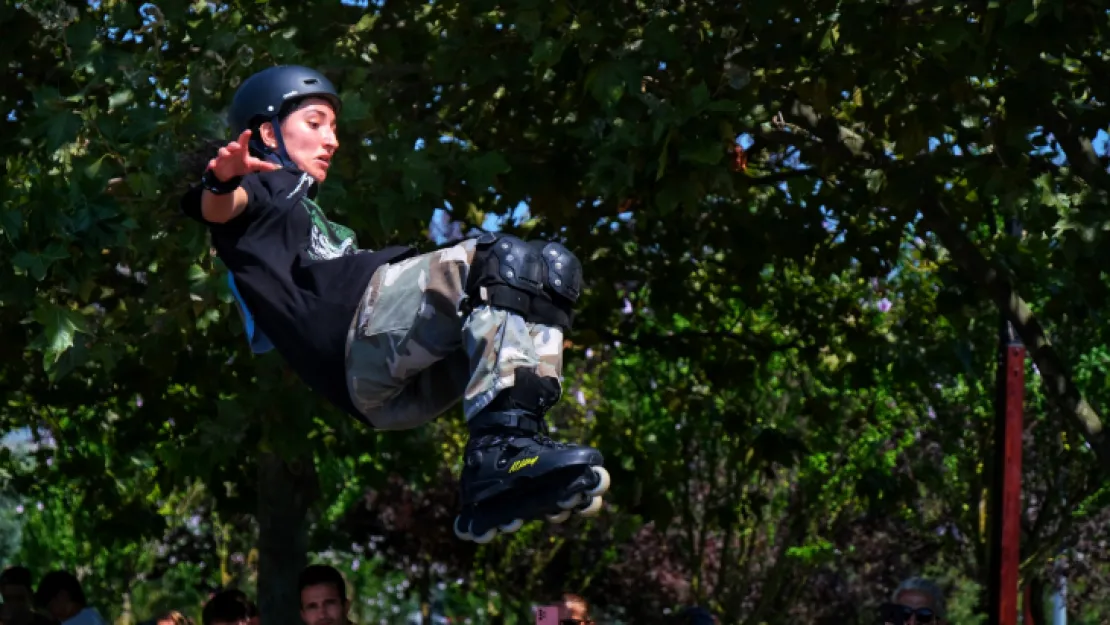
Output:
[198, 130, 280, 224]
[206, 129, 281, 181]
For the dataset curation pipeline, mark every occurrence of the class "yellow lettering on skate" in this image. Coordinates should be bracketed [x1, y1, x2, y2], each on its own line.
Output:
[508, 456, 539, 473]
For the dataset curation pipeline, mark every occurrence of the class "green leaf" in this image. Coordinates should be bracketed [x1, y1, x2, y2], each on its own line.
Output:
[32, 303, 90, 369]
[688, 82, 711, 114]
[679, 139, 724, 165]
[126, 172, 160, 200]
[401, 152, 443, 199]
[351, 13, 378, 32]
[466, 152, 511, 191]
[819, 24, 839, 52]
[188, 264, 208, 282]
[12, 251, 47, 281]
[109, 89, 134, 109]
[45, 111, 83, 153]
[585, 61, 631, 107]
[42, 242, 70, 263]
[530, 38, 567, 68]
[84, 155, 109, 180]
[0, 211, 21, 241]
[50, 340, 90, 382]
[67, 18, 98, 54]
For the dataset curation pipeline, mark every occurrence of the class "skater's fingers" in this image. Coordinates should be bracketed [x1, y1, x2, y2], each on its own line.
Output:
[233, 142, 253, 165]
[237, 129, 252, 145]
[217, 147, 231, 159]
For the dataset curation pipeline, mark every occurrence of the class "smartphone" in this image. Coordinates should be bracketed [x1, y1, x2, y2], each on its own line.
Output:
[534, 605, 560, 625]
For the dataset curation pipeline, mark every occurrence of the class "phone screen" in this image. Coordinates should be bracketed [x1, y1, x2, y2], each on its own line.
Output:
[534, 605, 560, 625]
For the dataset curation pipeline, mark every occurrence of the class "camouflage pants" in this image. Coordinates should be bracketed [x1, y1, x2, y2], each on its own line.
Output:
[344, 238, 566, 430]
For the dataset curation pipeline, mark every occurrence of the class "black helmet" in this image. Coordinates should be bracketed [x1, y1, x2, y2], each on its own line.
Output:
[228, 65, 341, 167]
[229, 65, 340, 132]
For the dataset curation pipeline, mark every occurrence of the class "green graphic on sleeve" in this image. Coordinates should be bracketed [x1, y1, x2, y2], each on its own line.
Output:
[301, 196, 359, 260]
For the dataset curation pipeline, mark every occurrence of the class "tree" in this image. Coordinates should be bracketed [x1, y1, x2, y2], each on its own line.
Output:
[5, 0, 1110, 623]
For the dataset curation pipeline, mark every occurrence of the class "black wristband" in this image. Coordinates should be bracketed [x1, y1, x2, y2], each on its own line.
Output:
[201, 169, 243, 195]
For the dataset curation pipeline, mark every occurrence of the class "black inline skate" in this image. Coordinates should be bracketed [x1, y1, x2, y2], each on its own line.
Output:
[454, 409, 611, 543]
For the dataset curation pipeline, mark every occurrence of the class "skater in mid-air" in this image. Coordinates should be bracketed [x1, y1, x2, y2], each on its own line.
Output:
[180, 65, 609, 542]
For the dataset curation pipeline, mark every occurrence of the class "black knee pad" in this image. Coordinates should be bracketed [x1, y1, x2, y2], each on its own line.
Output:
[532, 241, 582, 303]
[467, 233, 544, 317]
[528, 240, 582, 329]
[467, 234, 582, 329]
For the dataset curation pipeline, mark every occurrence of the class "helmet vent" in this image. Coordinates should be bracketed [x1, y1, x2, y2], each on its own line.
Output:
[304, 78, 319, 85]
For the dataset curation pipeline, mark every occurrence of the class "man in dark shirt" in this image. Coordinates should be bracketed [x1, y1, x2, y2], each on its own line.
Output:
[181, 65, 610, 543]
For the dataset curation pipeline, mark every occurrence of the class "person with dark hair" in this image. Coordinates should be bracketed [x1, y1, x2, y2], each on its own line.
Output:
[33, 572, 103, 625]
[153, 611, 194, 625]
[201, 590, 255, 625]
[0, 567, 56, 625]
[297, 565, 349, 625]
[181, 64, 610, 543]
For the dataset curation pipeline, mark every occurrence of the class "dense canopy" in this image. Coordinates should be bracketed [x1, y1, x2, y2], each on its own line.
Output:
[2, 0, 1110, 623]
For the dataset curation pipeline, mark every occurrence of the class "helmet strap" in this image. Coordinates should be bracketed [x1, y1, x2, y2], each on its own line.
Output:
[250, 115, 298, 170]
[266, 115, 299, 170]
[261, 114, 319, 197]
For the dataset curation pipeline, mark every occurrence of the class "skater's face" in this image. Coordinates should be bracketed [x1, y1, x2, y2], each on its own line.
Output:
[259, 97, 339, 183]
[299, 583, 348, 625]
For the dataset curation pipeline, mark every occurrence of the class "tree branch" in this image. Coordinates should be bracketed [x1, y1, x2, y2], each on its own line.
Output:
[744, 168, 818, 185]
[770, 89, 1110, 471]
[918, 197, 1109, 469]
[1040, 106, 1110, 192]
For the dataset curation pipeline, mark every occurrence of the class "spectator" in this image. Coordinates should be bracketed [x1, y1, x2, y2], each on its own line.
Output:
[153, 612, 193, 625]
[556, 594, 594, 625]
[201, 590, 255, 625]
[1, 567, 55, 625]
[297, 565, 350, 625]
[33, 572, 104, 625]
[880, 577, 946, 625]
[228, 591, 257, 625]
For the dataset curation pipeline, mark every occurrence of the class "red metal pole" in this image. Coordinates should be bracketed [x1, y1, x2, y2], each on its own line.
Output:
[989, 218, 1026, 625]
[998, 344, 1024, 625]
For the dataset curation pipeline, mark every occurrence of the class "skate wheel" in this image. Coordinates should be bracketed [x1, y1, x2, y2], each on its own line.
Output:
[557, 493, 584, 510]
[547, 510, 572, 524]
[587, 466, 611, 497]
[471, 525, 498, 544]
[454, 516, 474, 542]
[499, 518, 524, 533]
[576, 495, 603, 518]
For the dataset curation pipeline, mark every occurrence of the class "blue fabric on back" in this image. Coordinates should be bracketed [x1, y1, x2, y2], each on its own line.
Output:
[228, 272, 275, 354]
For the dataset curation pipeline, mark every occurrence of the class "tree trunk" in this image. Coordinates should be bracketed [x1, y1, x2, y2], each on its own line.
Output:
[256, 451, 320, 625]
